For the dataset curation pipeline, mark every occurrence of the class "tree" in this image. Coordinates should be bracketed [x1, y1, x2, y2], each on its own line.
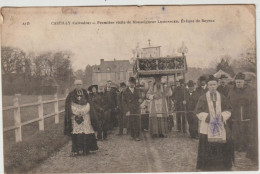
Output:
[216, 55, 235, 76]
[74, 69, 84, 80]
[2, 46, 26, 74]
[84, 65, 93, 86]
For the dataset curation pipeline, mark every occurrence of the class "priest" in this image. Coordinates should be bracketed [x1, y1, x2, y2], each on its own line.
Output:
[195, 75, 234, 171]
[64, 80, 99, 156]
[147, 76, 172, 138]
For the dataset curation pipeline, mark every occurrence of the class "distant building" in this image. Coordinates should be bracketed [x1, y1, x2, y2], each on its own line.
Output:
[92, 59, 133, 86]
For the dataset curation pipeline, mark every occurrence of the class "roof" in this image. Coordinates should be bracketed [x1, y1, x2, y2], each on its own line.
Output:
[93, 59, 132, 72]
[214, 70, 232, 79]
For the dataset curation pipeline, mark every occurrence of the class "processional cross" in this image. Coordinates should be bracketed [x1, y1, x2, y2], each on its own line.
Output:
[178, 41, 188, 56]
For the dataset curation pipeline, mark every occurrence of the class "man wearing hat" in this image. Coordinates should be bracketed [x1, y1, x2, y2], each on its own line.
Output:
[172, 79, 186, 133]
[217, 74, 229, 97]
[195, 75, 233, 171]
[183, 80, 199, 138]
[228, 72, 257, 161]
[196, 75, 208, 97]
[123, 77, 143, 141]
[104, 80, 118, 130]
[116, 82, 127, 135]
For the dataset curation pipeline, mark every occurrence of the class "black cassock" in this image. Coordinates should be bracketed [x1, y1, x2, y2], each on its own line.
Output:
[195, 93, 234, 171]
[64, 89, 99, 154]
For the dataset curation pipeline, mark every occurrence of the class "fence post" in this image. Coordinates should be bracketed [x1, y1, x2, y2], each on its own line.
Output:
[38, 96, 44, 131]
[14, 96, 22, 142]
[54, 93, 59, 124]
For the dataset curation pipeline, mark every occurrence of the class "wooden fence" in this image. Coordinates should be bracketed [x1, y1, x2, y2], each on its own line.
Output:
[3, 93, 67, 142]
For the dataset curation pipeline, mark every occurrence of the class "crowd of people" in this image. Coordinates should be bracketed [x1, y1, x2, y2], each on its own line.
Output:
[64, 72, 257, 171]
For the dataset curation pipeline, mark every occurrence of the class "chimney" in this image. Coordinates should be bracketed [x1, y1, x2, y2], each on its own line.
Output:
[100, 59, 104, 64]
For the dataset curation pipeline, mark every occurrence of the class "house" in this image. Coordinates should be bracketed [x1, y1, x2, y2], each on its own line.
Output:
[92, 59, 133, 86]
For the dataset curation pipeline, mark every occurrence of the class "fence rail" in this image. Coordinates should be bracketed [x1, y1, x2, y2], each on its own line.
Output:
[3, 93, 67, 142]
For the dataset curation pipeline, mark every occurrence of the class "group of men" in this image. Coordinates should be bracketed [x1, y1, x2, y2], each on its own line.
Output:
[86, 72, 257, 163]
[87, 77, 144, 141]
[173, 73, 257, 165]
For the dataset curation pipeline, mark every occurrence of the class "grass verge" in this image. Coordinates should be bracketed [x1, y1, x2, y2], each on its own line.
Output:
[3, 115, 69, 173]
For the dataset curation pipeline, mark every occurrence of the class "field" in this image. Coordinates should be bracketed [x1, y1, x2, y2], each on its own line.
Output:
[2, 94, 70, 173]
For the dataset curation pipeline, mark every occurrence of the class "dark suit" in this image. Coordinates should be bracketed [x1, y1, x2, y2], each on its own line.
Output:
[196, 86, 208, 97]
[123, 87, 141, 139]
[104, 88, 118, 129]
[172, 85, 186, 132]
[116, 90, 128, 134]
[217, 85, 229, 97]
[184, 89, 199, 138]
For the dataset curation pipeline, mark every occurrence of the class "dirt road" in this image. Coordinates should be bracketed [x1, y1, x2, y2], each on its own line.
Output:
[30, 130, 258, 173]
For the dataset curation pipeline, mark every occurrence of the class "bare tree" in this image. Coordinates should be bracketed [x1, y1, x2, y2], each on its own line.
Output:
[2, 46, 26, 74]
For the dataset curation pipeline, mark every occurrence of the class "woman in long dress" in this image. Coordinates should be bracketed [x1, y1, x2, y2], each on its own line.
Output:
[146, 76, 172, 138]
[195, 75, 234, 171]
[64, 80, 99, 156]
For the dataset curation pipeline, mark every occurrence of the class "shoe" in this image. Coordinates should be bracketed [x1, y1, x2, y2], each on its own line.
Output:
[69, 152, 78, 157]
[159, 134, 165, 138]
[136, 138, 141, 141]
[83, 151, 90, 155]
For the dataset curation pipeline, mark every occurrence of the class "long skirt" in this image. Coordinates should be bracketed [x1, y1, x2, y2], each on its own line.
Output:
[149, 117, 168, 136]
[197, 134, 234, 171]
[71, 133, 98, 153]
[232, 120, 250, 152]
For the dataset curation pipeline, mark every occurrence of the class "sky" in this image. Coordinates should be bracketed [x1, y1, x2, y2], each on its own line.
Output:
[1, 5, 256, 70]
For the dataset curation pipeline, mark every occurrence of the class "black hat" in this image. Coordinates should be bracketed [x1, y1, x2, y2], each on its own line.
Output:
[178, 79, 185, 84]
[187, 80, 195, 87]
[88, 85, 98, 92]
[207, 75, 218, 83]
[235, 72, 245, 80]
[219, 74, 228, 79]
[120, 82, 126, 87]
[199, 75, 207, 82]
[129, 77, 136, 83]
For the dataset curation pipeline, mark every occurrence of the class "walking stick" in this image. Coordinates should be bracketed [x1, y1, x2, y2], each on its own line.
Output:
[183, 74, 189, 134]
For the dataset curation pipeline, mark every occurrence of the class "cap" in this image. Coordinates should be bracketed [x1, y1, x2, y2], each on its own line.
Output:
[235, 72, 245, 80]
[129, 77, 136, 83]
[207, 75, 218, 83]
[187, 80, 194, 87]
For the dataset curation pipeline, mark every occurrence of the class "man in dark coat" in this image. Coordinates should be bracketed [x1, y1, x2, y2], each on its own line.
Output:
[228, 72, 257, 156]
[116, 82, 127, 135]
[104, 80, 118, 130]
[172, 79, 186, 132]
[123, 77, 143, 141]
[196, 75, 208, 97]
[184, 80, 199, 138]
[217, 74, 230, 97]
[88, 85, 109, 141]
[64, 80, 99, 156]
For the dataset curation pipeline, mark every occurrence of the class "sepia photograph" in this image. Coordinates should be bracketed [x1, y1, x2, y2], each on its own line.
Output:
[0, 5, 258, 173]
